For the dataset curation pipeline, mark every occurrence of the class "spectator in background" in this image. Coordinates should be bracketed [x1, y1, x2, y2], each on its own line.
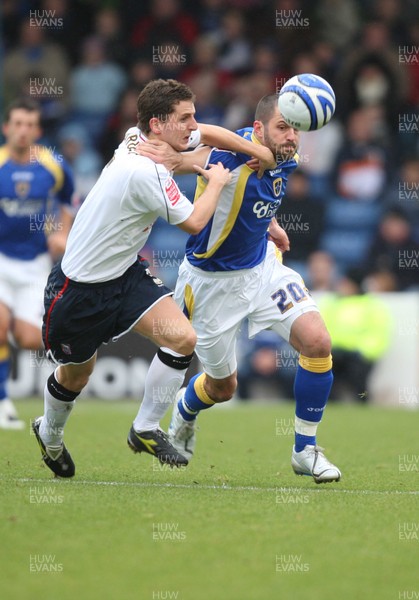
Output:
[57, 123, 102, 204]
[337, 20, 408, 127]
[198, 0, 226, 34]
[332, 107, 391, 203]
[99, 87, 139, 164]
[365, 207, 419, 291]
[128, 56, 158, 90]
[222, 72, 272, 131]
[369, 0, 410, 46]
[236, 324, 296, 401]
[130, 0, 198, 53]
[210, 9, 252, 74]
[306, 251, 337, 292]
[180, 34, 233, 93]
[38, 0, 94, 64]
[319, 268, 392, 402]
[297, 119, 343, 199]
[278, 171, 325, 280]
[187, 71, 225, 125]
[2, 0, 24, 51]
[3, 20, 70, 130]
[93, 7, 128, 67]
[70, 36, 127, 144]
[381, 158, 419, 237]
[315, 0, 360, 51]
[403, 20, 419, 109]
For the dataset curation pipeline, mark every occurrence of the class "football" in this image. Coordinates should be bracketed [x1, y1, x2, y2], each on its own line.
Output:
[278, 73, 336, 131]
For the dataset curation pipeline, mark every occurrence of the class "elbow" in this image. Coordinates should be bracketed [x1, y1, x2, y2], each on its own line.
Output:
[185, 222, 203, 235]
[181, 216, 205, 235]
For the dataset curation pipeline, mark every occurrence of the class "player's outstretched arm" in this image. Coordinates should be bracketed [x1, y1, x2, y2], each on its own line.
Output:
[177, 162, 231, 234]
[137, 140, 210, 174]
[198, 124, 276, 177]
[137, 125, 276, 176]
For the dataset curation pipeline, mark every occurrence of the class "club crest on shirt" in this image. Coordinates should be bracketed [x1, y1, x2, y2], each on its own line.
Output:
[15, 181, 30, 198]
[273, 178, 283, 197]
[60, 343, 72, 355]
[165, 177, 181, 206]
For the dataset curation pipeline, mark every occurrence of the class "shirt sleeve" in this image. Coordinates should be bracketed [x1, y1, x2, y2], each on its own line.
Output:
[157, 166, 194, 224]
[134, 163, 194, 225]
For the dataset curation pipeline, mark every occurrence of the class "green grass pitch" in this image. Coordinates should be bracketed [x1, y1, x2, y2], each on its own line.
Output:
[1, 399, 418, 600]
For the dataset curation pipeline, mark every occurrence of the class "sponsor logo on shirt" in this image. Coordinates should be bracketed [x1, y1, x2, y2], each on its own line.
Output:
[165, 178, 181, 206]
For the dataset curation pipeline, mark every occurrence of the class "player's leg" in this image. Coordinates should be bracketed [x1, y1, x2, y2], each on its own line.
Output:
[0, 302, 24, 429]
[168, 324, 240, 458]
[252, 245, 340, 482]
[271, 308, 341, 483]
[4, 253, 51, 429]
[120, 296, 194, 466]
[169, 371, 238, 458]
[288, 310, 333, 445]
[130, 295, 196, 433]
[167, 262, 249, 457]
[33, 355, 97, 478]
[33, 261, 102, 477]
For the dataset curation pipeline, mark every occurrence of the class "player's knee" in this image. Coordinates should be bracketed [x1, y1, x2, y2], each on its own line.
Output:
[59, 371, 90, 393]
[171, 328, 197, 356]
[206, 376, 237, 403]
[301, 329, 332, 357]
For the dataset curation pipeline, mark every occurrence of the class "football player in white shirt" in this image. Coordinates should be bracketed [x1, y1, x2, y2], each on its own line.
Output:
[32, 79, 277, 477]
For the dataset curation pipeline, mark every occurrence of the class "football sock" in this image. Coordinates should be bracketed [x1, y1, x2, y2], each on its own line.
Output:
[39, 369, 79, 446]
[134, 347, 194, 432]
[294, 354, 333, 452]
[0, 345, 9, 402]
[178, 373, 215, 421]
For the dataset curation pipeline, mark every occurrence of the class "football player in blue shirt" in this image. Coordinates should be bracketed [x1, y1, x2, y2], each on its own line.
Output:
[0, 99, 74, 429]
[138, 94, 341, 483]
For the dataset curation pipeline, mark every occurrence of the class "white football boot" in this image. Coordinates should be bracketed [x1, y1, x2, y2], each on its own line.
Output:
[292, 445, 341, 483]
[168, 388, 197, 458]
[0, 398, 25, 430]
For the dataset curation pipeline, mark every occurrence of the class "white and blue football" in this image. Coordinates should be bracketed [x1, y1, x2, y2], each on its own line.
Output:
[278, 73, 336, 131]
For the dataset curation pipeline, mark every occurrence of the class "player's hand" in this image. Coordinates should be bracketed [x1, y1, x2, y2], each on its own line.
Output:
[268, 218, 290, 253]
[246, 147, 276, 179]
[193, 162, 232, 186]
[136, 140, 182, 171]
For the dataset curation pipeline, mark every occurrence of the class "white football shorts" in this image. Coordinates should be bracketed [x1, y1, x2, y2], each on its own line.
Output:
[0, 252, 52, 328]
[174, 242, 318, 379]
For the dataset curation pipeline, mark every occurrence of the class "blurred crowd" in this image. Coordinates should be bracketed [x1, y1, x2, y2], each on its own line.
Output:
[3, 0, 418, 291]
[2, 0, 418, 401]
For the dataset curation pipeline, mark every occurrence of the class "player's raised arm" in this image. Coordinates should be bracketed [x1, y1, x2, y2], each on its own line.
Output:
[137, 140, 211, 174]
[198, 124, 276, 176]
[177, 162, 231, 234]
[137, 124, 277, 177]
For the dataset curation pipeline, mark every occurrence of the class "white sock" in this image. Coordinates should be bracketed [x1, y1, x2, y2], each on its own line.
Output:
[133, 348, 191, 432]
[39, 369, 76, 446]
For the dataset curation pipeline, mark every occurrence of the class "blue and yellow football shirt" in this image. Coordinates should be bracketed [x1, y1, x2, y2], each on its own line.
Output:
[0, 145, 74, 260]
[185, 127, 298, 271]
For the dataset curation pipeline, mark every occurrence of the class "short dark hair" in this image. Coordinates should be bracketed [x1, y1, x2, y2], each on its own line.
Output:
[137, 79, 195, 134]
[3, 98, 41, 123]
[255, 94, 278, 125]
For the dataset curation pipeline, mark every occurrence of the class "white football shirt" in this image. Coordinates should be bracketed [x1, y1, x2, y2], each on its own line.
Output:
[61, 127, 201, 283]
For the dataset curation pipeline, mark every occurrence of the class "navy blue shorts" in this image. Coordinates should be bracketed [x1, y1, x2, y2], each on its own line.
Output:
[42, 258, 172, 364]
